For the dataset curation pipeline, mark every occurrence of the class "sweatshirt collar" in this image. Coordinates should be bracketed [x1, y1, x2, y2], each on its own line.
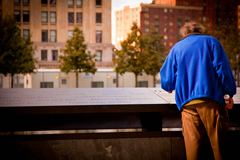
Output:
[181, 32, 202, 40]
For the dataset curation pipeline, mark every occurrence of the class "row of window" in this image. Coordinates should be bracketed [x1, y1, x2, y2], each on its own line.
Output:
[41, 50, 102, 61]
[13, 0, 102, 6]
[40, 80, 148, 88]
[14, 11, 102, 24]
[144, 7, 202, 14]
[21, 29, 103, 43]
[41, 30, 102, 43]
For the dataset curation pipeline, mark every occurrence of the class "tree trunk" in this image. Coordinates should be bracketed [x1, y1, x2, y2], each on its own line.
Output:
[153, 75, 156, 87]
[11, 73, 14, 88]
[135, 74, 138, 87]
[76, 72, 78, 88]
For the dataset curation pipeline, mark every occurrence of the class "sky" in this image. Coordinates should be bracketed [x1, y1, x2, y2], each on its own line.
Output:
[111, 0, 152, 45]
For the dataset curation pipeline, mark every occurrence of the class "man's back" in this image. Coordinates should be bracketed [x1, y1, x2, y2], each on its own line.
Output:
[160, 34, 236, 109]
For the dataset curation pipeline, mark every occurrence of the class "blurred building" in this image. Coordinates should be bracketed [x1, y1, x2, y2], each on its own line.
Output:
[115, 0, 240, 50]
[115, 6, 141, 49]
[0, 0, 113, 69]
[140, 3, 203, 51]
[0, 0, 119, 88]
[114, 2, 203, 51]
[153, 0, 240, 36]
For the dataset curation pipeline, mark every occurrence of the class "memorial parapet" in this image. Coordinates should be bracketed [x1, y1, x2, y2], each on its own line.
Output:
[0, 88, 239, 132]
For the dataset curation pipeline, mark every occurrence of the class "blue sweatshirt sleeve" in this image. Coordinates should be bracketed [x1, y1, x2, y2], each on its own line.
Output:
[212, 41, 236, 97]
[160, 50, 177, 92]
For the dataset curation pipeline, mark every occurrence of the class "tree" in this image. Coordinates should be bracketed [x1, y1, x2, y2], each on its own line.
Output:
[0, 15, 37, 88]
[220, 26, 240, 86]
[59, 26, 97, 88]
[144, 26, 167, 87]
[114, 22, 147, 87]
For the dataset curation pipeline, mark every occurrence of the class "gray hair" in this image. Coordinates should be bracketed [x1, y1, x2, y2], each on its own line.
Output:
[179, 21, 205, 37]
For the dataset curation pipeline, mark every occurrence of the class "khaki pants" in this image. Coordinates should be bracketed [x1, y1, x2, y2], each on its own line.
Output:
[181, 100, 229, 160]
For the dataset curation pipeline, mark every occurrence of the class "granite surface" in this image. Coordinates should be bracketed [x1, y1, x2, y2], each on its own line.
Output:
[0, 137, 186, 160]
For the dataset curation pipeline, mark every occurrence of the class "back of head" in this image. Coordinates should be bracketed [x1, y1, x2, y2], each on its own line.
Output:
[179, 21, 205, 37]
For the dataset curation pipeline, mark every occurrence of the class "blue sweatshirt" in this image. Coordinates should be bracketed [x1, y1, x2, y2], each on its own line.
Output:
[160, 34, 236, 110]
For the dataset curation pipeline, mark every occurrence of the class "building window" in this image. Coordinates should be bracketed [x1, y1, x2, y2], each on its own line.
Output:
[164, 8, 168, 12]
[14, 11, 21, 22]
[41, 50, 47, 61]
[68, 12, 74, 23]
[40, 82, 53, 88]
[14, 0, 20, 4]
[76, 0, 82, 6]
[52, 50, 58, 61]
[145, 28, 149, 32]
[50, 12, 56, 23]
[68, 30, 73, 39]
[77, 12, 82, 23]
[92, 82, 104, 88]
[13, 75, 24, 88]
[50, 0, 56, 5]
[144, 20, 149, 25]
[137, 81, 148, 87]
[41, 12, 48, 23]
[42, 30, 48, 42]
[23, 0, 29, 4]
[96, 0, 101, 6]
[50, 30, 56, 42]
[144, 13, 149, 18]
[23, 29, 30, 40]
[42, 0, 48, 4]
[96, 13, 102, 23]
[23, 11, 29, 22]
[68, 0, 73, 5]
[62, 79, 67, 84]
[95, 50, 102, 61]
[96, 31, 102, 43]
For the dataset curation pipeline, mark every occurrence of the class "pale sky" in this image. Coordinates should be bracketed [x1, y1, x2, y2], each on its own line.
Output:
[111, 0, 152, 45]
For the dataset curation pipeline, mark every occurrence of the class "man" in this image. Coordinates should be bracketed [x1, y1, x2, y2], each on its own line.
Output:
[160, 21, 236, 160]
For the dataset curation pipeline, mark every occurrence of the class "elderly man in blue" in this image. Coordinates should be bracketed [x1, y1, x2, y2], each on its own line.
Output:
[160, 21, 236, 160]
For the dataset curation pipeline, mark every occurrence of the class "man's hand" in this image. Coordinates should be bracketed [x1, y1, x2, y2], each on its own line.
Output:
[225, 98, 234, 110]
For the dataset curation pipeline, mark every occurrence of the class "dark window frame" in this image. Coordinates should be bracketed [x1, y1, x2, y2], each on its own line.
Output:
[23, 11, 29, 22]
[14, 10, 21, 22]
[68, 12, 74, 23]
[41, 50, 48, 61]
[96, 0, 101, 6]
[42, 30, 48, 42]
[50, 0, 56, 5]
[52, 50, 58, 61]
[96, 13, 102, 23]
[42, 0, 48, 4]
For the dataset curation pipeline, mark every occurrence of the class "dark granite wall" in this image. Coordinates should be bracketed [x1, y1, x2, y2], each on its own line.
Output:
[0, 137, 186, 160]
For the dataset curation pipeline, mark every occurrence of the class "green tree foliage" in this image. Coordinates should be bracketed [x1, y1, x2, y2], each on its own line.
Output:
[144, 26, 167, 87]
[0, 15, 37, 88]
[220, 26, 240, 70]
[114, 22, 147, 87]
[59, 26, 97, 88]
